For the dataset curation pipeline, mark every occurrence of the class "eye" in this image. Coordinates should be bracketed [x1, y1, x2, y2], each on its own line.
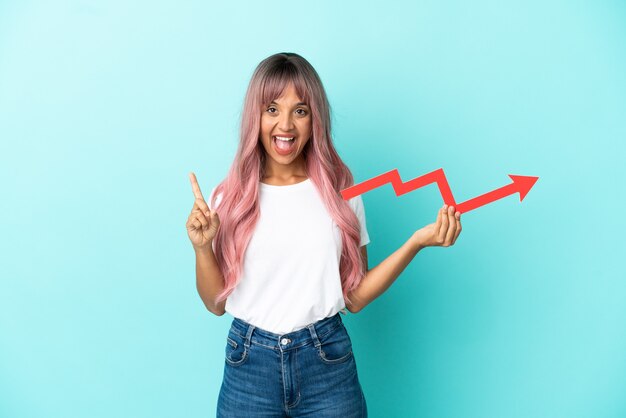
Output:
[266, 106, 277, 113]
[296, 108, 308, 116]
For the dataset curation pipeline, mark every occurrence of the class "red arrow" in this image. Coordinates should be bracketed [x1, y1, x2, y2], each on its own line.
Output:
[340, 168, 538, 214]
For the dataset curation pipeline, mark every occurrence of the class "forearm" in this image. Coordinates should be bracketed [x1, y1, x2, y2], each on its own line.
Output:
[347, 235, 424, 313]
[195, 243, 226, 315]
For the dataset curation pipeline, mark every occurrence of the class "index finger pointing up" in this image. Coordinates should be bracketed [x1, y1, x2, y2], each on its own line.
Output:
[189, 172, 205, 201]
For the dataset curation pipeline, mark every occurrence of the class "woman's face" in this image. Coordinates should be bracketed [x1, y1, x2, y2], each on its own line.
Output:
[259, 82, 312, 176]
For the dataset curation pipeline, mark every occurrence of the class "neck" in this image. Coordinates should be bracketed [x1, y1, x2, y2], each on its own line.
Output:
[263, 158, 307, 182]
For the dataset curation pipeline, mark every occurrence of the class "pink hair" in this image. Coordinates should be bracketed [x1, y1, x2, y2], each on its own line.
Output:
[211, 52, 366, 307]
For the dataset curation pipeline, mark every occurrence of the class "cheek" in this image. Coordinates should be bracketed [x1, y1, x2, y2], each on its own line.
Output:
[260, 120, 272, 138]
[300, 119, 312, 136]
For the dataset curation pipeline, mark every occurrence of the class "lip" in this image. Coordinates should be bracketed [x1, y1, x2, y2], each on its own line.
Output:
[272, 134, 296, 139]
[272, 135, 297, 155]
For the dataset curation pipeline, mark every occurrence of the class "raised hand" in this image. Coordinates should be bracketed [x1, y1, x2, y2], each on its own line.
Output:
[411, 204, 462, 250]
[186, 172, 220, 251]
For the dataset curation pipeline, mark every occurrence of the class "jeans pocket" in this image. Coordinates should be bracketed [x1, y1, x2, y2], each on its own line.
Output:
[317, 323, 353, 365]
[225, 331, 249, 367]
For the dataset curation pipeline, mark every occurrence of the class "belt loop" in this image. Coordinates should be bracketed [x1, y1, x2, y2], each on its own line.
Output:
[307, 323, 322, 349]
[244, 323, 255, 349]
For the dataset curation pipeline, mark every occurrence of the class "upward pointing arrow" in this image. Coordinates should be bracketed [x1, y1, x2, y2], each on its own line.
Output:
[340, 168, 539, 214]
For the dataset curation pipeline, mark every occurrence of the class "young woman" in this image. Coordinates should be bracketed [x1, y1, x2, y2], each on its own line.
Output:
[186, 52, 462, 417]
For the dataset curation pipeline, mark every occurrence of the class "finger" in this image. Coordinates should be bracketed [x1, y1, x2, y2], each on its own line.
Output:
[194, 197, 212, 217]
[452, 211, 462, 244]
[444, 206, 457, 245]
[438, 204, 449, 242]
[189, 172, 206, 201]
[186, 210, 206, 228]
[190, 198, 213, 217]
[435, 205, 445, 244]
[194, 212, 210, 229]
[188, 211, 209, 230]
[435, 204, 444, 229]
[186, 217, 201, 230]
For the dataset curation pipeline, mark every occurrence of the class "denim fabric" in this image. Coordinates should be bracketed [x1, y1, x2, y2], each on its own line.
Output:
[217, 312, 367, 417]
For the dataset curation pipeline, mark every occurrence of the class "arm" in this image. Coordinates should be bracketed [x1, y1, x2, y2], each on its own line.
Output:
[345, 204, 462, 313]
[345, 238, 423, 313]
[187, 172, 226, 316]
[195, 243, 227, 316]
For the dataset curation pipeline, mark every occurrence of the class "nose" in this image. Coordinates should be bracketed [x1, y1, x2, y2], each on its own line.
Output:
[277, 111, 295, 132]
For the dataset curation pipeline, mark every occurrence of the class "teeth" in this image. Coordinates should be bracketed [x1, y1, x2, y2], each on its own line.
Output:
[274, 136, 295, 142]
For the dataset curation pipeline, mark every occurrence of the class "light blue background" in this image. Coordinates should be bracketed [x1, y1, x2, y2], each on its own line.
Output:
[1, 1, 625, 417]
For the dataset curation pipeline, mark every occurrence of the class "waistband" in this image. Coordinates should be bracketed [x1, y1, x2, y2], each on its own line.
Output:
[229, 312, 344, 351]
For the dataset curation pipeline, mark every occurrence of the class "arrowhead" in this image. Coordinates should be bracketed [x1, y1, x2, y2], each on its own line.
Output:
[508, 175, 539, 201]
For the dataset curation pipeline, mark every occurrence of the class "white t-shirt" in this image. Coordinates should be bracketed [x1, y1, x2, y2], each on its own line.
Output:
[208, 178, 370, 334]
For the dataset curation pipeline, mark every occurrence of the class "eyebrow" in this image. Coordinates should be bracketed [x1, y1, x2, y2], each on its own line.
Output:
[269, 101, 308, 107]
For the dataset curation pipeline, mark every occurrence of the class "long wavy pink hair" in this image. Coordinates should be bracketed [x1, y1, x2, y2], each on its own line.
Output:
[211, 52, 366, 307]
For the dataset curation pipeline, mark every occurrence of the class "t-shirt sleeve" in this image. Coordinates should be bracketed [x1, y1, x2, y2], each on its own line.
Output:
[207, 186, 223, 254]
[348, 195, 370, 247]
[208, 186, 223, 210]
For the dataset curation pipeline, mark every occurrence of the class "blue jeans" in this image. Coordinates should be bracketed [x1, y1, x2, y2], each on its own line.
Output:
[217, 312, 368, 417]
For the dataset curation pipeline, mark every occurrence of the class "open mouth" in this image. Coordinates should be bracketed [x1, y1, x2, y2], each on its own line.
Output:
[272, 135, 296, 154]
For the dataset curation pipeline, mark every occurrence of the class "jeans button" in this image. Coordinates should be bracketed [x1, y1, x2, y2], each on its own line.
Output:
[281, 338, 290, 345]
